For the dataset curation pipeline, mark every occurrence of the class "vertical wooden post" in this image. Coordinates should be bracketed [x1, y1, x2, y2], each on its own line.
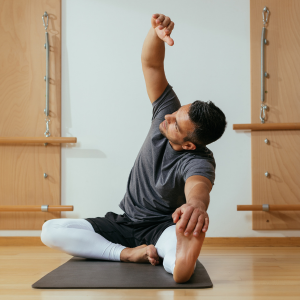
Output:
[0, 0, 62, 229]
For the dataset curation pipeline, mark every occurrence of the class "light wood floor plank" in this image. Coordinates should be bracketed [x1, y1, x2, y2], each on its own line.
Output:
[1, 246, 300, 299]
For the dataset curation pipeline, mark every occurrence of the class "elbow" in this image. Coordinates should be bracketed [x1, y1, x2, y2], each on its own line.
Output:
[141, 58, 163, 69]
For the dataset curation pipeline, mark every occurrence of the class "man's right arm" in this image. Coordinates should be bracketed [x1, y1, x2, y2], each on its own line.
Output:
[141, 14, 175, 103]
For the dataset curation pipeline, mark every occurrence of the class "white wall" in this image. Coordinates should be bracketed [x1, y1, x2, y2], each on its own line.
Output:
[2, 0, 299, 237]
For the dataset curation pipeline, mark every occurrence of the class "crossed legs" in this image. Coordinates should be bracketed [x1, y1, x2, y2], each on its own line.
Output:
[41, 218, 205, 283]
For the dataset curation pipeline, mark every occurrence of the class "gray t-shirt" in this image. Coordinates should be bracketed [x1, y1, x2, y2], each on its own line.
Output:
[119, 84, 216, 222]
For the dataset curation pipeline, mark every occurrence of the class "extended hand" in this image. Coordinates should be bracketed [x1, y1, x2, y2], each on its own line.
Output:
[151, 13, 175, 46]
[172, 204, 209, 236]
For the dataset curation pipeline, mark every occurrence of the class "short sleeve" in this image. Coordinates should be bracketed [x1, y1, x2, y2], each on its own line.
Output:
[182, 158, 216, 186]
[152, 84, 181, 120]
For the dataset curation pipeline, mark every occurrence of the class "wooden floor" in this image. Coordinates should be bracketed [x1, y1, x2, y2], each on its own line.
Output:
[1, 245, 300, 299]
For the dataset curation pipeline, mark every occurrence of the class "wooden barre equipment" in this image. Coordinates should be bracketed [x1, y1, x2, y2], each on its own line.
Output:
[0, 205, 73, 212]
[233, 123, 300, 131]
[237, 205, 300, 211]
[0, 137, 77, 144]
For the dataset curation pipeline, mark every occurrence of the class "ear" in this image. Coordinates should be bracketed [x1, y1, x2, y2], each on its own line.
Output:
[182, 142, 196, 151]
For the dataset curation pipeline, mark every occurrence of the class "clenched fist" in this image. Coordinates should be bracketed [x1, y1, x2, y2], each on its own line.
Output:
[151, 13, 175, 46]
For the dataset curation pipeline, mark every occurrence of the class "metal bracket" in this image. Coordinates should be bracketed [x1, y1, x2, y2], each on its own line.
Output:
[262, 204, 269, 212]
[260, 104, 268, 123]
[41, 205, 49, 212]
[260, 7, 270, 124]
[44, 118, 51, 137]
[42, 12, 50, 137]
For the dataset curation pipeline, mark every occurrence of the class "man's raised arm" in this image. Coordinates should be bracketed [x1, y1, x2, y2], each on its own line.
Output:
[141, 14, 175, 103]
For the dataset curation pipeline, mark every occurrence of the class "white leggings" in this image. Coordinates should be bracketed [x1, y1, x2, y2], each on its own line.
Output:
[41, 218, 178, 274]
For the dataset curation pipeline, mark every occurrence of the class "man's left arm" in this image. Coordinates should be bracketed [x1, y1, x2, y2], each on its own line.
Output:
[172, 175, 212, 237]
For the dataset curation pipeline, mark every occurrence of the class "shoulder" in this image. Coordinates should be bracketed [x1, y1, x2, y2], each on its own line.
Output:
[180, 148, 216, 185]
[183, 147, 215, 168]
[152, 84, 181, 120]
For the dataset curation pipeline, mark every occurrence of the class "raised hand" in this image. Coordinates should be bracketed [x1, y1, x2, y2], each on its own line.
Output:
[151, 13, 175, 46]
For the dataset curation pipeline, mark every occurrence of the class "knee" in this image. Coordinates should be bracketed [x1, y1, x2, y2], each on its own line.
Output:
[40, 219, 59, 248]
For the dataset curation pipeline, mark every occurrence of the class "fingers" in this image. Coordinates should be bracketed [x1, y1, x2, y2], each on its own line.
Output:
[172, 208, 181, 223]
[151, 14, 160, 28]
[152, 14, 174, 31]
[165, 21, 174, 34]
[193, 215, 205, 236]
[174, 204, 210, 236]
[158, 16, 171, 30]
[202, 217, 209, 233]
[193, 216, 209, 236]
[156, 14, 167, 27]
[184, 208, 200, 236]
[151, 13, 165, 27]
[164, 21, 175, 45]
[177, 207, 193, 233]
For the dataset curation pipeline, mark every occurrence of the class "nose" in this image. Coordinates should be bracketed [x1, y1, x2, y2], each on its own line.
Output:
[165, 114, 174, 124]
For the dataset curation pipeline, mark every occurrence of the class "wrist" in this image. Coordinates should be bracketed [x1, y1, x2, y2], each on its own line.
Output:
[150, 27, 164, 43]
[188, 201, 207, 212]
[141, 27, 165, 67]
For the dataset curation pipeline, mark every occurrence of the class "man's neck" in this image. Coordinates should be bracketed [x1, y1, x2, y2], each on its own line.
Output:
[169, 141, 185, 152]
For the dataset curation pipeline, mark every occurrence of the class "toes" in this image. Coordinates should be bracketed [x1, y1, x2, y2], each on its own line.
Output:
[147, 245, 159, 259]
[149, 257, 156, 265]
[145, 244, 161, 266]
[149, 258, 160, 266]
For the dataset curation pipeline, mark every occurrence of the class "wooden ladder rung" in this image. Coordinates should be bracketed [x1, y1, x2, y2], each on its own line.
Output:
[0, 137, 77, 144]
[237, 205, 300, 211]
[233, 123, 300, 131]
[0, 205, 74, 212]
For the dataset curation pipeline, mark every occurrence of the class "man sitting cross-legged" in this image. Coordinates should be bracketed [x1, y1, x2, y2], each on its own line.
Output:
[41, 13, 227, 283]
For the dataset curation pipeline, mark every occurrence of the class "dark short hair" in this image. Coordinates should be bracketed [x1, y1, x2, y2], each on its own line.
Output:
[184, 100, 227, 147]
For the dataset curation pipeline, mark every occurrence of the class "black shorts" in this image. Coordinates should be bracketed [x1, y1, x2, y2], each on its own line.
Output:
[85, 212, 174, 248]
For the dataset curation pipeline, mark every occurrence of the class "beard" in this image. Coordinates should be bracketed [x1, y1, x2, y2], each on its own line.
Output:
[159, 122, 182, 146]
[159, 122, 167, 138]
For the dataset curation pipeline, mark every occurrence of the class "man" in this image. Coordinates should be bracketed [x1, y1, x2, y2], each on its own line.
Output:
[41, 13, 227, 283]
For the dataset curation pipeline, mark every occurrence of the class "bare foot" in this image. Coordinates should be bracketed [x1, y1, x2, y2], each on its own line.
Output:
[173, 219, 206, 283]
[120, 244, 160, 266]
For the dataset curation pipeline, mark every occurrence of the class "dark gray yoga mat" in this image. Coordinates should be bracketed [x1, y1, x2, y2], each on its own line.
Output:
[32, 257, 213, 289]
